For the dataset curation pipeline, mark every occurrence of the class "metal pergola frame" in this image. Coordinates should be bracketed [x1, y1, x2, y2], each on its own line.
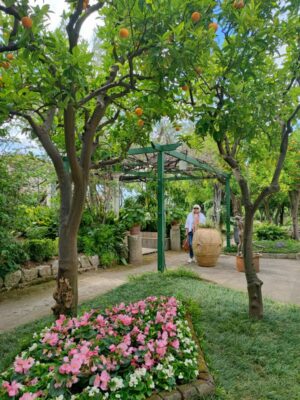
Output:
[123, 142, 231, 273]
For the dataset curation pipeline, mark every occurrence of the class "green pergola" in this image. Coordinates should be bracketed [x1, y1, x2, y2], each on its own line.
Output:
[123, 142, 231, 272]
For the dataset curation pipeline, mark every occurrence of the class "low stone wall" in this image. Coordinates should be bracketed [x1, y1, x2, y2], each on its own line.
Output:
[142, 232, 170, 250]
[0, 255, 99, 293]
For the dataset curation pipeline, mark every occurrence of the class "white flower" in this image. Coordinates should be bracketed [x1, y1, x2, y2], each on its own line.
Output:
[55, 396, 64, 400]
[129, 375, 139, 387]
[156, 363, 163, 371]
[135, 367, 147, 378]
[110, 377, 124, 391]
[88, 386, 100, 396]
[178, 373, 184, 379]
[184, 359, 193, 366]
[29, 343, 38, 352]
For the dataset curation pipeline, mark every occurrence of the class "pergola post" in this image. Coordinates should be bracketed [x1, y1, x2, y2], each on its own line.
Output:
[225, 175, 231, 248]
[157, 150, 166, 272]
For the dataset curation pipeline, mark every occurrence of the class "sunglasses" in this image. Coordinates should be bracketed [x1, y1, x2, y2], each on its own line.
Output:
[193, 207, 200, 210]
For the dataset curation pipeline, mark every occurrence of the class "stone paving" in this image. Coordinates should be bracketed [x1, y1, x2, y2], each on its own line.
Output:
[0, 251, 299, 332]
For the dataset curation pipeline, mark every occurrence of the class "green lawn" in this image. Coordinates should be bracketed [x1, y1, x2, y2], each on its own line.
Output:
[1, 268, 299, 400]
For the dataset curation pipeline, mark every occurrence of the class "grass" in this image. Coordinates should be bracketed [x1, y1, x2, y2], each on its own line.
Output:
[1, 268, 300, 400]
[224, 239, 300, 254]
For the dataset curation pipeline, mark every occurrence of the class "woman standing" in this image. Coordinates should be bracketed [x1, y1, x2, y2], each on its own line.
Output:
[185, 204, 206, 263]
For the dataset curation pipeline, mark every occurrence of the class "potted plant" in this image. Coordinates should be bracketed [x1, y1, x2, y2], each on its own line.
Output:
[121, 206, 146, 235]
[235, 216, 260, 273]
[168, 209, 183, 226]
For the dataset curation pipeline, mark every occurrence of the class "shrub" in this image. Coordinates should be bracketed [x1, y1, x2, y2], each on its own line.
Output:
[0, 233, 28, 278]
[79, 223, 127, 266]
[25, 239, 57, 263]
[255, 223, 288, 241]
[17, 206, 59, 240]
[0, 297, 199, 400]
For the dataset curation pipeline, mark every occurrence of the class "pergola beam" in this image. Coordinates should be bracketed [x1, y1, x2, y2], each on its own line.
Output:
[166, 150, 228, 178]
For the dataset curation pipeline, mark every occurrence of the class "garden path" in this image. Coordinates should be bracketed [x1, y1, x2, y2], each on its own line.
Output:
[0, 252, 299, 332]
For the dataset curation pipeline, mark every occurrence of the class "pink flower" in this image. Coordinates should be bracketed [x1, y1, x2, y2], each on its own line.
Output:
[29, 377, 39, 386]
[117, 314, 133, 326]
[94, 371, 111, 391]
[137, 333, 145, 344]
[171, 339, 180, 349]
[155, 312, 165, 324]
[96, 315, 106, 327]
[14, 357, 35, 374]
[2, 380, 22, 397]
[42, 332, 59, 347]
[20, 393, 39, 400]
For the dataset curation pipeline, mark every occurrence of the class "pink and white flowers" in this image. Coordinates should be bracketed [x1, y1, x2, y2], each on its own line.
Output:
[0, 297, 199, 399]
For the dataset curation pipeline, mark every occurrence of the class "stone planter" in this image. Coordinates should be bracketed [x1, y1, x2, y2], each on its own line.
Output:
[130, 224, 141, 235]
[193, 228, 222, 267]
[236, 254, 260, 273]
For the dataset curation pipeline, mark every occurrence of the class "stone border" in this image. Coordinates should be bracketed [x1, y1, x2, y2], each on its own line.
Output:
[148, 315, 215, 400]
[223, 252, 300, 260]
[0, 255, 100, 293]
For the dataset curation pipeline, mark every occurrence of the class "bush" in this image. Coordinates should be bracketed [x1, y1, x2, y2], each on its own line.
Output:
[0, 233, 28, 278]
[255, 223, 288, 241]
[25, 238, 57, 263]
[17, 205, 59, 240]
[79, 223, 127, 266]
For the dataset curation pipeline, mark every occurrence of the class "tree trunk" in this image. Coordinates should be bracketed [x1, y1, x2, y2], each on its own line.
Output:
[231, 192, 242, 216]
[279, 205, 285, 226]
[289, 189, 300, 240]
[263, 199, 272, 223]
[243, 207, 263, 319]
[273, 205, 281, 225]
[213, 183, 222, 227]
[52, 177, 88, 317]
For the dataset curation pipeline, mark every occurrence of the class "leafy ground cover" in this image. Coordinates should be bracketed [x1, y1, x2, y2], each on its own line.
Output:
[1, 268, 299, 399]
[224, 239, 300, 254]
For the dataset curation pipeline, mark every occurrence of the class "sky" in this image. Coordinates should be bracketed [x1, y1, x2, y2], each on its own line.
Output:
[31, 0, 99, 42]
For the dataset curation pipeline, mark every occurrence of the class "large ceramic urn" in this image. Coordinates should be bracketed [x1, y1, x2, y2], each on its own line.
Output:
[192, 228, 222, 267]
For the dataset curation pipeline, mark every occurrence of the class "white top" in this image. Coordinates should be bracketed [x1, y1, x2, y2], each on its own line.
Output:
[185, 212, 206, 233]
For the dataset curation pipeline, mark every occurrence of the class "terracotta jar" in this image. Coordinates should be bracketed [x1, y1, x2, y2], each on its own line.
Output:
[193, 228, 222, 267]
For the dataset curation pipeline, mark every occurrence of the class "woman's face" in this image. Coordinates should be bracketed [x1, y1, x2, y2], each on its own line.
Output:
[193, 207, 200, 214]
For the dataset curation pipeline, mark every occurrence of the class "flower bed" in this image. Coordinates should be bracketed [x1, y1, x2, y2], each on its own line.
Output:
[0, 297, 200, 400]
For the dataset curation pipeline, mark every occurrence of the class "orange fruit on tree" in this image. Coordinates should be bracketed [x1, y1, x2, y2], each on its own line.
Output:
[135, 107, 143, 117]
[137, 119, 144, 127]
[191, 11, 201, 23]
[119, 28, 130, 39]
[6, 53, 14, 60]
[233, 0, 245, 9]
[175, 126, 181, 131]
[181, 85, 189, 91]
[21, 16, 33, 29]
[208, 22, 218, 32]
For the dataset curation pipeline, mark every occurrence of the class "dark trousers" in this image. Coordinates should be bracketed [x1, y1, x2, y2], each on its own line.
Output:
[188, 232, 194, 258]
